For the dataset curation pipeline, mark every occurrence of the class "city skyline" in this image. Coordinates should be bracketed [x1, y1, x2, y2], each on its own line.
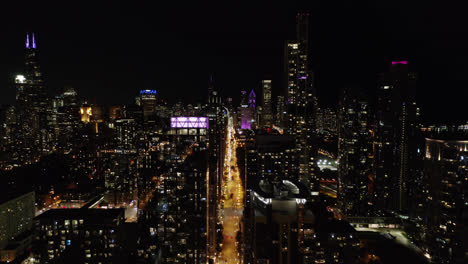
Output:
[1, 1, 468, 122]
[1, 2, 467, 264]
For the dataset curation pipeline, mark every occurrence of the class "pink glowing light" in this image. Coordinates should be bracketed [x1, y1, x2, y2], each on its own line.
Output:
[392, 60, 407, 65]
[171, 117, 209, 128]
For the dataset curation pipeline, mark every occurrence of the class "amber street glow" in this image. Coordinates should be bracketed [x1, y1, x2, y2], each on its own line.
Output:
[217, 116, 244, 264]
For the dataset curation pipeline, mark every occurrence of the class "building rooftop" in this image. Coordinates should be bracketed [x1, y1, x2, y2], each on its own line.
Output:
[35, 208, 125, 225]
[0, 190, 34, 207]
[255, 179, 309, 199]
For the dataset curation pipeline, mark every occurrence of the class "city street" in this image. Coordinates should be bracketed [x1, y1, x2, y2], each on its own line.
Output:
[217, 116, 244, 264]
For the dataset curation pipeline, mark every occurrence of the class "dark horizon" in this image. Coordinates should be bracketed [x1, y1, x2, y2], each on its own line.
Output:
[1, 1, 468, 123]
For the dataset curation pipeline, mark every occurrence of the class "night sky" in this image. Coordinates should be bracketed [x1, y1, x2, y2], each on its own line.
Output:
[1, 1, 468, 122]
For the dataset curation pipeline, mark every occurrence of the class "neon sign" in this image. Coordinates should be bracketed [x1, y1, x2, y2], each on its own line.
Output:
[171, 117, 209, 128]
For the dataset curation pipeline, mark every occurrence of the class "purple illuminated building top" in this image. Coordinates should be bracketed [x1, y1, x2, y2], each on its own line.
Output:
[392, 60, 407, 65]
[32, 33, 36, 49]
[26, 33, 30, 49]
[248, 89, 256, 109]
[171, 117, 209, 128]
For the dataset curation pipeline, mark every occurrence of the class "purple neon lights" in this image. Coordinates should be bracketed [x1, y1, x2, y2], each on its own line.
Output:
[298, 76, 307, 80]
[392, 60, 407, 65]
[171, 117, 209, 128]
[26, 33, 30, 49]
[241, 119, 251, 129]
[32, 33, 36, 49]
[248, 89, 256, 109]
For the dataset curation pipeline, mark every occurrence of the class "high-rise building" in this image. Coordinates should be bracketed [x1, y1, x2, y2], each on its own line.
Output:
[239, 90, 255, 130]
[421, 126, 468, 264]
[337, 88, 374, 216]
[56, 87, 80, 150]
[140, 89, 157, 121]
[245, 133, 297, 189]
[33, 209, 127, 263]
[14, 33, 51, 160]
[260, 80, 273, 128]
[205, 75, 225, 259]
[153, 139, 207, 264]
[317, 108, 338, 136]
[0, 191, 35, 262]
[275, 95, 286, 128]
[244, 178, 359, 264]
[25, 33, 50, 152]
[284, 11, 318, 194]
[244, 179, 314, 263]
[374, 60, 419, 212]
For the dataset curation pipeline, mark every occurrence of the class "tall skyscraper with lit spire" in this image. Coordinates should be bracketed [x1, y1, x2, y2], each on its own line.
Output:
[284, 11, 318, 195]
[15, 33, 50, 160]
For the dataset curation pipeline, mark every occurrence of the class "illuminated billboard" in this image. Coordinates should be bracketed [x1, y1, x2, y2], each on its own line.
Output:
[170, 117, 209, 128]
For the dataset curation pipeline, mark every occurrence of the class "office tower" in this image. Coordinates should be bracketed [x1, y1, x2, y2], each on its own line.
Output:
[140, 89, 157, 121]
[244, 178, 359, 264]
[317, 108, 338, 136]
[33, 209, 127, 263]
[284, 11, 317, 192]
[374, 60, 419, 212]
[337, 88, 374, 216]
[238, 91, 250, 129]
[245, 133, 297, 189]
[154, 141, 207, 263]
[248, 89, 257, 129]
[0, 106, 8, 150]
[56, 87, 80, 150]
[14, 33, 51, 160]
[24, 33, 50, 152]
[275, 95, 285, 128]
[260, 80, 273, 128]
[14, 73, 35, 161]
[238, 90, 256, 130]
[244, 179, 313, 263]
[205, 75, 225, 259]
[422, 128, 468, 264]
[0, 191, 35, 263]
[146, 117, 209, 263]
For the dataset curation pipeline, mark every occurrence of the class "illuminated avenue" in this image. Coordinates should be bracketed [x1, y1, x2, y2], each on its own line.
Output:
[217, 116, 244, 264]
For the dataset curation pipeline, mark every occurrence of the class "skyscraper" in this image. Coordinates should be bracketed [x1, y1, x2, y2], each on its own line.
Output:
[14, 33, 50, 161]
[338, 88, 374, 216]
[25, 33, 50, 151]
[239, 90, 254, 130]
[275, 95, 285, 128]
[260, 80, 273, 128]
[205, 75, 225, 259]
[140, 89, 157, 121]
[374, 60, 419, 212]
[422, 127, 468, 263]
[284, 11, 318, 193]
